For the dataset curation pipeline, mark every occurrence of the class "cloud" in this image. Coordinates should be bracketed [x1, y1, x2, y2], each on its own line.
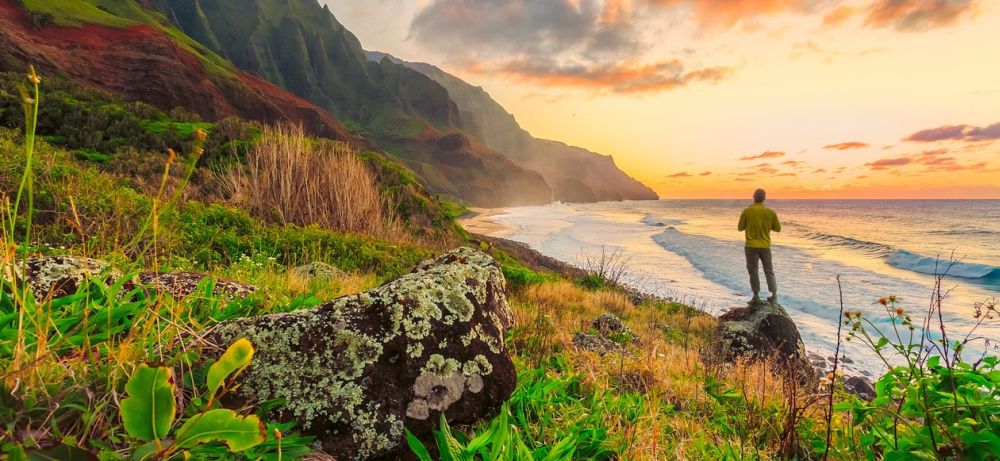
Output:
[823, 141, 870, 150]
[644, 0, 814, 29]
[410, 0, 732, 93]
[864, 0, 979, 31]
[904, 122, 1000, 142]
[700, 171, 713, 176]
[782, 160, 804, 166]
[823, 4, 856, 27]
[812, 168, 828, 173]
[866, 157, 912, 170]
[864, 148, 987, 171]
[643, 0, 978, 31]
[777, 172, 797, 177]
[739, 150, 785, 160]
[667, 171, 693, 178]
[485, 58, 731, 93]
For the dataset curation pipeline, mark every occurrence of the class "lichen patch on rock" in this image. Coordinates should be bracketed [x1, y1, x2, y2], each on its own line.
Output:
[205, 247, 517, 459]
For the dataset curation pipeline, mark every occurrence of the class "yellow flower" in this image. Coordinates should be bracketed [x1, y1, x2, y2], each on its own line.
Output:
[28, 66, 41, 85]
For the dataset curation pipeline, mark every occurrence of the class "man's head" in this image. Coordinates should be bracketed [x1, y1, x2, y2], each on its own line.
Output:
[753, 189, 766, 203]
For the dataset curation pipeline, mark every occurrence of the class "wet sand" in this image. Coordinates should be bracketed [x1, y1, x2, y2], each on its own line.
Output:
[458, 208, 513, 236]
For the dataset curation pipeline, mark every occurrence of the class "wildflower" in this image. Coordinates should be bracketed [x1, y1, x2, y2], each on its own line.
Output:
[194, 146, 204, 158]
[274, 428, 282, 439]
[889, 295, 897, 303]
[194, 128, 208, 142]
[28, 66, 40, 85]
[895, 307, 904, 315]
[166, 148, 177, 164]
[879, 297, 888, 306]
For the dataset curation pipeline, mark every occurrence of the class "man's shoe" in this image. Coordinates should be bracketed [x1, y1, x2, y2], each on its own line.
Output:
[749, 295, 761, 305]
[767, 295, 778, 304]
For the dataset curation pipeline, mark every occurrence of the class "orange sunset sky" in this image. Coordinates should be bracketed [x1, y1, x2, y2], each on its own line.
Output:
[324, 0, 1000, 199]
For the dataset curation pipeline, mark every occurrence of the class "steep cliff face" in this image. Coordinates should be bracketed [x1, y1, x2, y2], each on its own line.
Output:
[154, 0, 553, 206]
[367, 52, 659, 203]
[0, 0, 354, 141]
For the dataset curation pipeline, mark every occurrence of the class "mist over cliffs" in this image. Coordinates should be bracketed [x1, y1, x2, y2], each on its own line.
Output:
[367, 51, 659, 203]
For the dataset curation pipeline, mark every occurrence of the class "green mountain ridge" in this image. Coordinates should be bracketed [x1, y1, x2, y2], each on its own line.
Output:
[154, 0, 554, 207]
[365, 51, 659, 203]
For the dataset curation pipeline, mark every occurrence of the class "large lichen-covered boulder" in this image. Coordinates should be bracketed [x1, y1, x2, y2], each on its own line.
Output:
[715, 300, 815, 381]
[206, 247, 516, 459]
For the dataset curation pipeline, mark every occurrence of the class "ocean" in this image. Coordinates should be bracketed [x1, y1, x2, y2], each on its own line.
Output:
[479, 200, 1000, 376]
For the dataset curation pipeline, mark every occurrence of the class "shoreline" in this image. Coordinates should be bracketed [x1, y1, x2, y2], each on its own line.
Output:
[458, 208, 514, 236]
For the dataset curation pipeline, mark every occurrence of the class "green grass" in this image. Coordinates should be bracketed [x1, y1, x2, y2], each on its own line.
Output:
[22, 0, 138, 28]
[20, 0, 233, 76]
[143, 120, 214, 138]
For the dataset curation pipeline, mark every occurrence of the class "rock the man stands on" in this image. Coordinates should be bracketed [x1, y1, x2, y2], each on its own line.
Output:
[738, 188, 781, 304]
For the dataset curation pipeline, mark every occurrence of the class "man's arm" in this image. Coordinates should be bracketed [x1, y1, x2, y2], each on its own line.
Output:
[772, 211, 781, 232]
[738, 210, 747, 231]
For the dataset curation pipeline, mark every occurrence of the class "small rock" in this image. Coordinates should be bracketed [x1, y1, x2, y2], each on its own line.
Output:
[137, 272, 255, 300]
[844, 376, 875, 401]
[5, 256, 121, 299]
[573, 332, 622, 355]
[592, 313, 639, 344]
[293, 262, 345, 281]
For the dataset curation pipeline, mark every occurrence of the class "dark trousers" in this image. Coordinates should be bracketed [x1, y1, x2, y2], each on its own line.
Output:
[745, 247, 776, 296]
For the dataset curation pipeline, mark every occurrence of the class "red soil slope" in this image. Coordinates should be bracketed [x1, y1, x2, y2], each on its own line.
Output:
[0, 0, 355, 141]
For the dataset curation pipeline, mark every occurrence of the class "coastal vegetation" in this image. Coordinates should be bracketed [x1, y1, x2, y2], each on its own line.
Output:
[1, 71, 996, 460]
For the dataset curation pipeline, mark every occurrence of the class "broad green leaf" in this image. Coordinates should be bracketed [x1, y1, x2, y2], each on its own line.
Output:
[2, 443, 28, 461]
[26, 444, 97, 461]
[206, 338, 255, 401]
[406, 429, 434, 461]
[174, 409, 266, 452]
[434, 413, 466, 461]
[541, 435, 576, 461]
[129, 442, 158, 461]
[120, 364, 176, 441]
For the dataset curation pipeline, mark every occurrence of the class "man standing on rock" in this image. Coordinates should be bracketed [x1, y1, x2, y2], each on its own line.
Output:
[738, 189, 781, 304]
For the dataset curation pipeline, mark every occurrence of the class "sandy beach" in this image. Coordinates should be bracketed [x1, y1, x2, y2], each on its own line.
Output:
[458, 208, 513, 236]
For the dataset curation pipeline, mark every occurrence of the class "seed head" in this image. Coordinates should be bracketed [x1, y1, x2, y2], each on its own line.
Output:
[194, 129, 207, 142]
[28, 66, 41, 85]
[879, 297, 888, 306]
[895, 307, 904, 315]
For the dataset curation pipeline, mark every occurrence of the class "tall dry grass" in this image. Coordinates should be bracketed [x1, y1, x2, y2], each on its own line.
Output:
[509, 281, 818, 459]
[224, 124, 401, 238]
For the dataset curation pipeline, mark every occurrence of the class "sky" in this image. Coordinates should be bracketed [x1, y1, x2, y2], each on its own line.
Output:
[322, 0, 1000, 199]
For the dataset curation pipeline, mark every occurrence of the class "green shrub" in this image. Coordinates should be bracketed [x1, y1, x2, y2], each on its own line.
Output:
[828, 296, 1000, 460]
